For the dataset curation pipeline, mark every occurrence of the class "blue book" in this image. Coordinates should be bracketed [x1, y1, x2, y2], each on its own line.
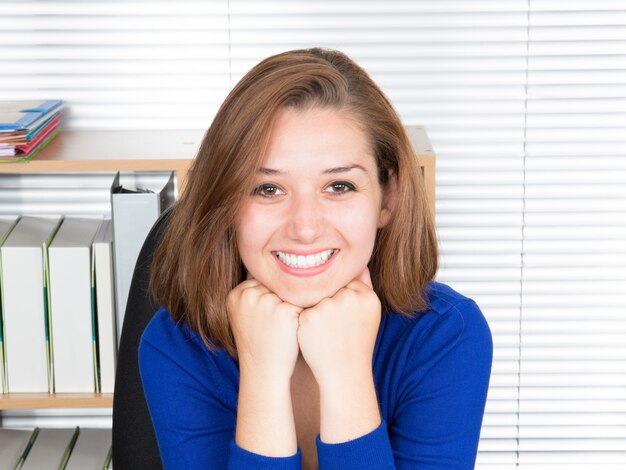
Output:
[0, 100, 63, 132]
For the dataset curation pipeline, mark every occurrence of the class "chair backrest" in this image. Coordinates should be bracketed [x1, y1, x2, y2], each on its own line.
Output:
[112, 209, 171, 469]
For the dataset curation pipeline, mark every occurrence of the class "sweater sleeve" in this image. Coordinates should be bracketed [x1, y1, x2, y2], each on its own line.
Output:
[391, 299, 493, 469]
[138, 310, 301, 470]
[315, 299, 493, 470]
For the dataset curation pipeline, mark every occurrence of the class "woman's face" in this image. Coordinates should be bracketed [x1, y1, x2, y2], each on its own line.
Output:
[236, 106, 394, 308]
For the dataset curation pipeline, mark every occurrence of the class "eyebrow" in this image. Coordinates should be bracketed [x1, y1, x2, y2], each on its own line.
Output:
[259, 164, 369, 176]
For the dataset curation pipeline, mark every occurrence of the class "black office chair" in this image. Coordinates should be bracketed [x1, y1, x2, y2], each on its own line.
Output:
[112, 209, 171, 469]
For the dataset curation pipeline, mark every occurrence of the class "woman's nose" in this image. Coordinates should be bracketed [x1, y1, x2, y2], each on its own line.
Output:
[285, 193, 324, 243]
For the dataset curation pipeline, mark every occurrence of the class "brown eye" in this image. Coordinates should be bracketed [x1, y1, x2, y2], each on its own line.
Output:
[325, 181, 356, 194]
[253, 184, 284, 198]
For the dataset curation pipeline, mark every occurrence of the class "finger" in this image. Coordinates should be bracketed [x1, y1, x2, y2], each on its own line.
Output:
[239, 278, 259, 288]
[236, 278, 269, 294]
[248, 281, 272, 295]
[258, 290, 283, 307]
[281, 301, 304, 315]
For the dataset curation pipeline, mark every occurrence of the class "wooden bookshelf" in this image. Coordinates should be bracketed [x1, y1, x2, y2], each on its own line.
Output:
[0, 130, 201, 410]
[0, 393, 113, 410]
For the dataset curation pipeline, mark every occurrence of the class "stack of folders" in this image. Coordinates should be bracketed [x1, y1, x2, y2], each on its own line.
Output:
[0, 216, 117, 394]
[0, 427, 112, 469]
[0, 100, 63, 163]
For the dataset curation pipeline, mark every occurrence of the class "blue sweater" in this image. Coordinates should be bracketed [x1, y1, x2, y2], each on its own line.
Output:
[139, 281, 493, 469]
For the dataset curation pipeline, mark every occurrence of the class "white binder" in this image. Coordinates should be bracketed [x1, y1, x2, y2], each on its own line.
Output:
[1, 216, 61, 392]
[111, 171, 175, 342]
[48, 216, 103, 393]
[93, 219, 117, 393]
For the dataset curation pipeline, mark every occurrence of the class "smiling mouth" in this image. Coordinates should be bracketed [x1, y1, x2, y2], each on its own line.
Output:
[274, 249, 337, 269]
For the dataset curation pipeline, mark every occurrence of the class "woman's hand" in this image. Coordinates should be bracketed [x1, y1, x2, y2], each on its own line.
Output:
[296, 267, 383, 443]
[296, 267, 381, 390]
[227, 278, 302, 381]
[228, 276, 302, 456]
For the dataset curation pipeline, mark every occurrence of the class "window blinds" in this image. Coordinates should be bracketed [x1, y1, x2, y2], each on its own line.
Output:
[1, 0, 231, 130]
[1, 1, 625, 467]
[518, 2, 626, 468]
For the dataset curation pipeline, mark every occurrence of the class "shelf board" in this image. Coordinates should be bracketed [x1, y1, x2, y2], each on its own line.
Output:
[0, 393, 113, 410]
[0, 130, 201, 192]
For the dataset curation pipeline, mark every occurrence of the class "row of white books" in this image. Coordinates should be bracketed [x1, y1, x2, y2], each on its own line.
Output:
[0, 216, 117, 394]
[0, 427, 111, 469]
[0, 171, 176, 395]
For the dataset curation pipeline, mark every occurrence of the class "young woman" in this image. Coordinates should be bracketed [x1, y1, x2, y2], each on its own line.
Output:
[139, 48, 493, 469]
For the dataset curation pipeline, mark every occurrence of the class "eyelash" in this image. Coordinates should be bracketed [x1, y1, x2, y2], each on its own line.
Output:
[252, 181, 356, 198]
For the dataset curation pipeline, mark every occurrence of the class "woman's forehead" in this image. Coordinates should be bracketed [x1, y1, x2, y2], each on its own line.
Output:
[260, 107, 376, 174]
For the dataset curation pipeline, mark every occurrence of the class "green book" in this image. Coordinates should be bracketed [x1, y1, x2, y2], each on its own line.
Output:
[19, 427, 78, 470]
[14, 427, 38, 470]
[44, 219, 62, 393]
[0, 428, 35, 470]
[64, 428, 112, 470]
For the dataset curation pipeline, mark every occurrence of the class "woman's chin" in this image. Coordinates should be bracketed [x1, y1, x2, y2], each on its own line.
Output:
[279, 294, 322, 309]
[273, 287, 335, 309]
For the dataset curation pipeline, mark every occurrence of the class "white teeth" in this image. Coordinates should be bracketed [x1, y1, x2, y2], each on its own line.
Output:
[276, 249, 335, 269]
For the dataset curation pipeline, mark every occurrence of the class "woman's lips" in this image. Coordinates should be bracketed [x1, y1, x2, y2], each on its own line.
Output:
[273, 249, 339, 277]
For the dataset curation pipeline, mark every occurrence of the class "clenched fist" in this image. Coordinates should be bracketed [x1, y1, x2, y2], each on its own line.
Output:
[296, 267, 381, 390]
[227, 278, 303, 381]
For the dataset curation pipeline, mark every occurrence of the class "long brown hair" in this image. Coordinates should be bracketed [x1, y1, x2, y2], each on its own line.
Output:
[150, 48, 438, 358]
